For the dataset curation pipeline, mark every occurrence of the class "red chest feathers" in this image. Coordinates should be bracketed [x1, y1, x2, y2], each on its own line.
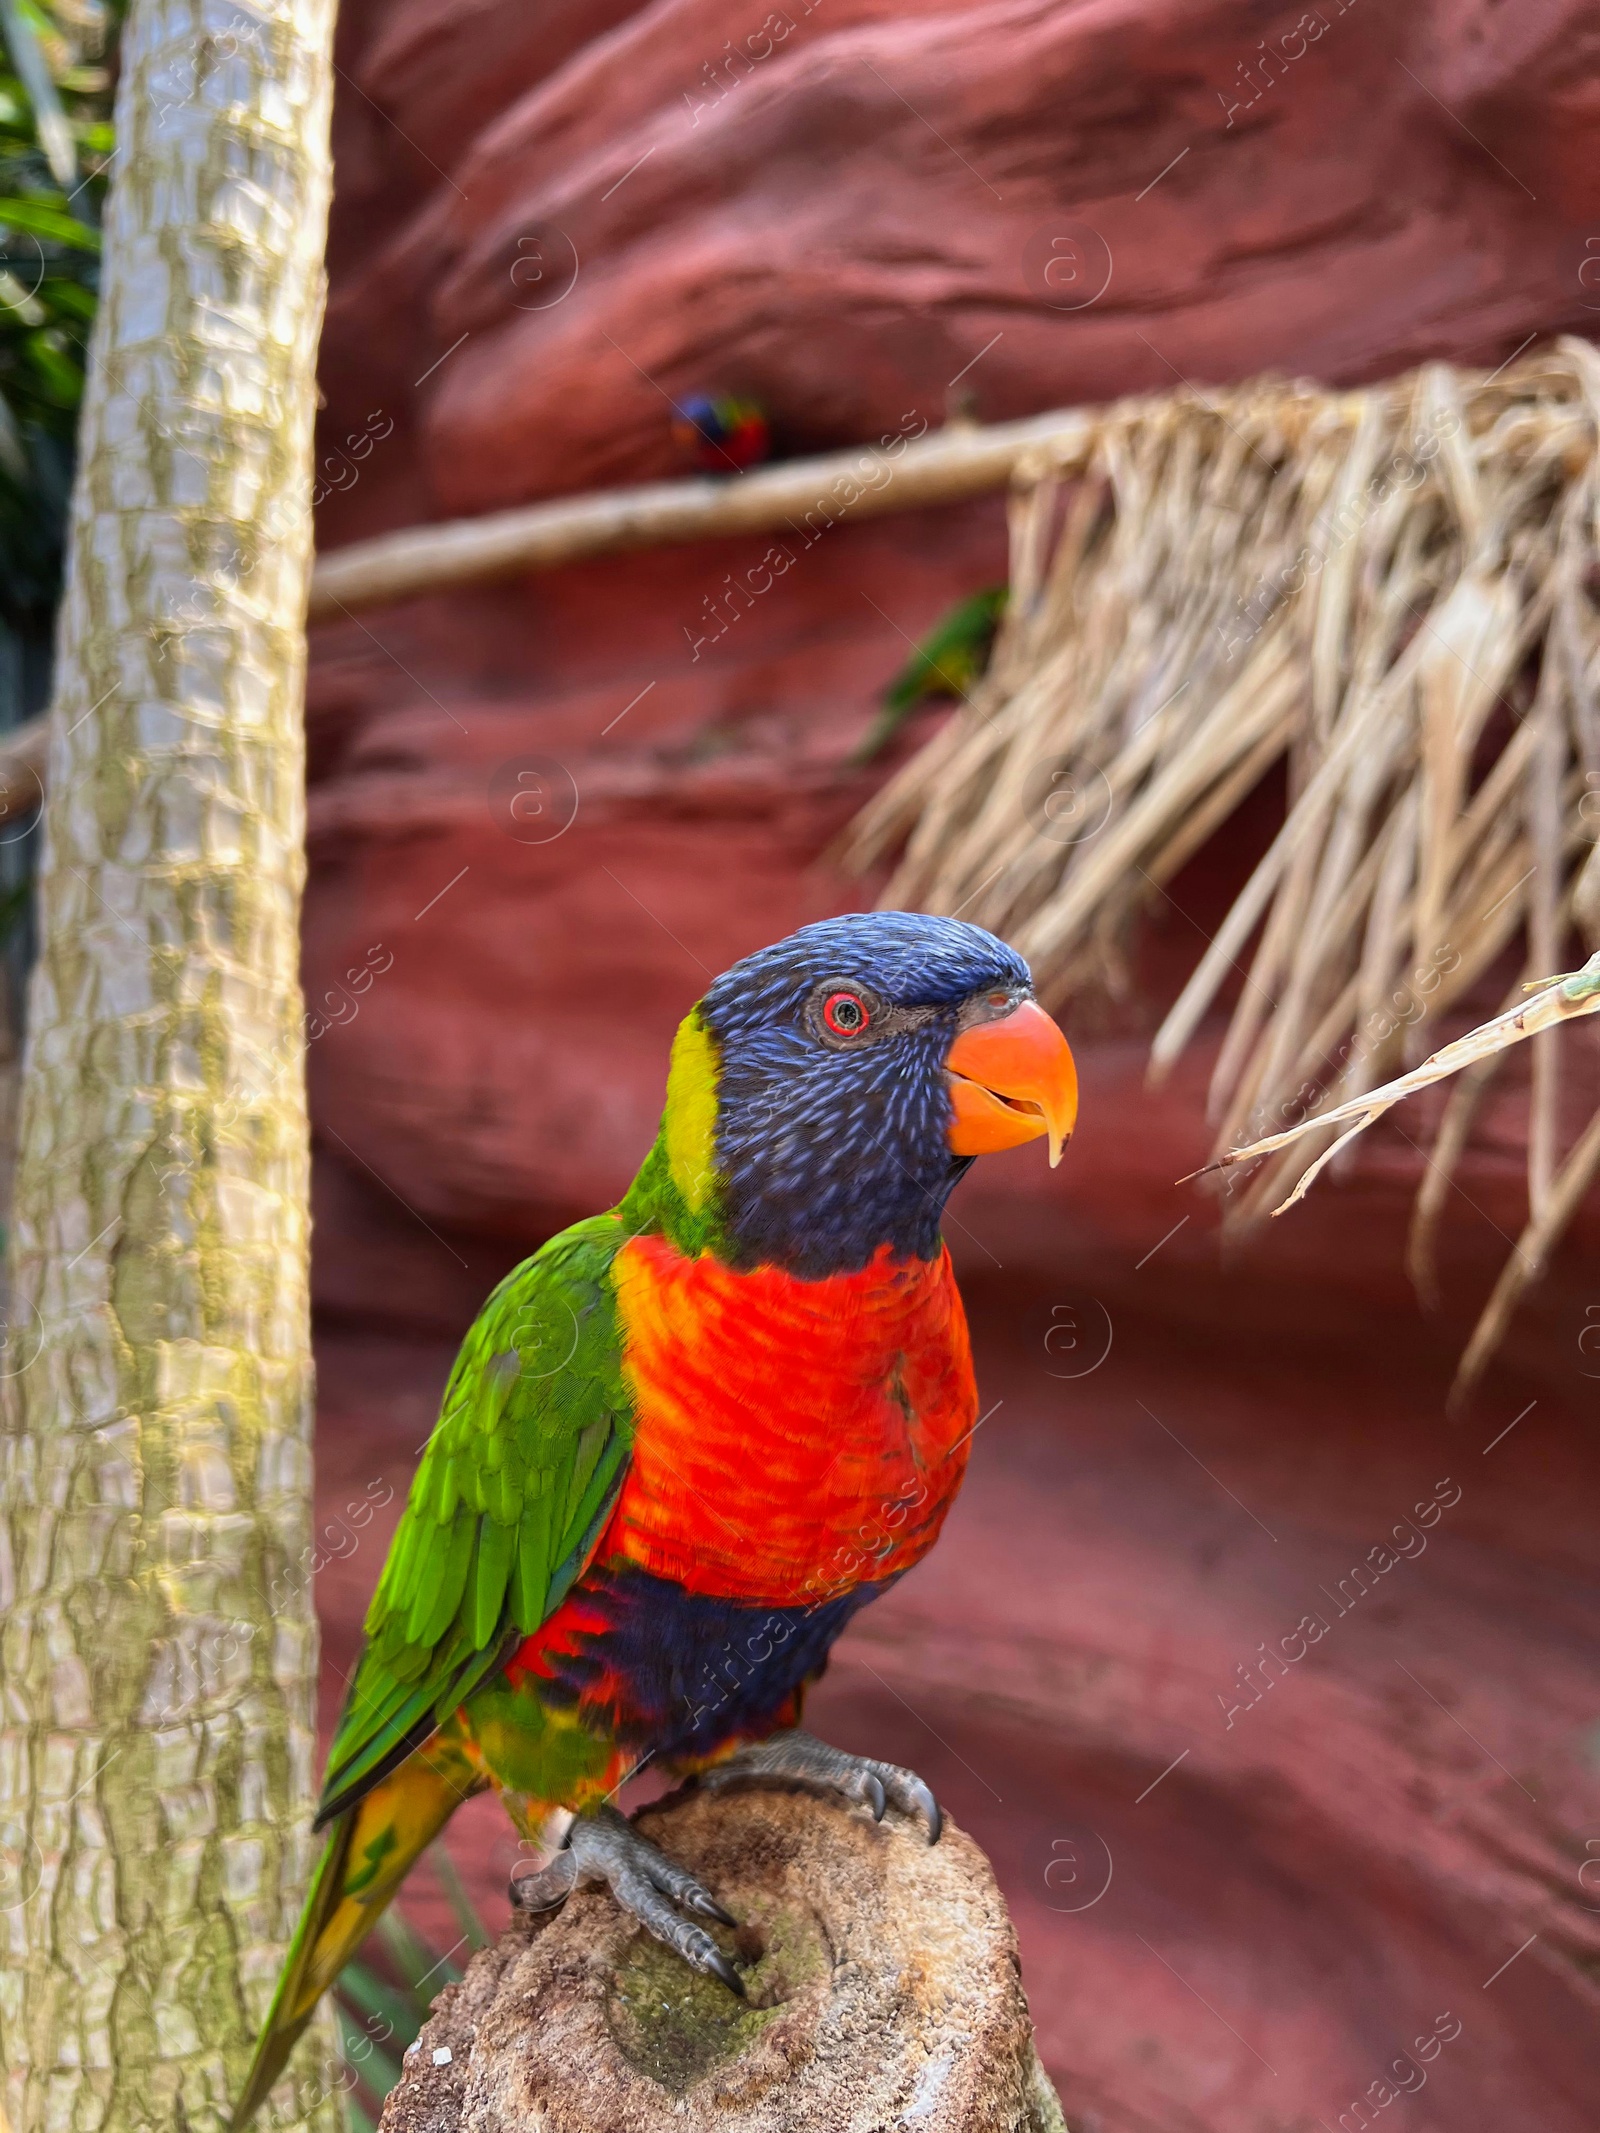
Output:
[604, 1235, 977, 1603]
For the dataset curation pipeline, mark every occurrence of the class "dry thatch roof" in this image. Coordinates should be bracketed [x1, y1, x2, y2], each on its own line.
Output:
[844, 339, 1600, 1390]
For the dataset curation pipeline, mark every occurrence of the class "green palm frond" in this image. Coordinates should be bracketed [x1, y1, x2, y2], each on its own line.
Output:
[0, 0, 116, 634]
[0, 0, 75, 185]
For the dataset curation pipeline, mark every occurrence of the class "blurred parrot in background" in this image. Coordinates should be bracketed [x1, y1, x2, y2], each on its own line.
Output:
[671, 391, 770, 473]
[234, 911, 1077, 2127]
[853, 584, 1008, 763]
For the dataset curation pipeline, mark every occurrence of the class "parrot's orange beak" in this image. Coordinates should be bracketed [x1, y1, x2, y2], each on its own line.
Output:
[945, 999, 1078, 1167]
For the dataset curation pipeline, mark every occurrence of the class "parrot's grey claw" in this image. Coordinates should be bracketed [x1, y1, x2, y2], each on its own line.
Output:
[908, 1775, 942, 1844]
[704, 1946, 748, 1998]
[562, 1803, 745, 1996]
[701, 1728, 943, 1843]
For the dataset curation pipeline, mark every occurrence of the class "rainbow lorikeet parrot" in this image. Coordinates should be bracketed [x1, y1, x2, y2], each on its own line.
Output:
[234, 912, 1076, 2126]
[671, 391, 770, 473]
[853, 585, 1008, 764]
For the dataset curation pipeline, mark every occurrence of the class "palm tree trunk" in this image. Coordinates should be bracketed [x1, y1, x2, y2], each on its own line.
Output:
[0, 2, 341, 2128]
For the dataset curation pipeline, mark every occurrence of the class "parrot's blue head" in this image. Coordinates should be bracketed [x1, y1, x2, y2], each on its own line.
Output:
[625, 911, 1077, 1278]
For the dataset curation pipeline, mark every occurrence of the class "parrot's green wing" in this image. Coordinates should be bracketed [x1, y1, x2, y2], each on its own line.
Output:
[316, 1214, 635, 1824]
[852, 583, 1008, 764]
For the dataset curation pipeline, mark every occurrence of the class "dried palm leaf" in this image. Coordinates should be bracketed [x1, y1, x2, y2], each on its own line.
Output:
[1208, 953, 1600, 1398]
[843, 341, 1600, 1379]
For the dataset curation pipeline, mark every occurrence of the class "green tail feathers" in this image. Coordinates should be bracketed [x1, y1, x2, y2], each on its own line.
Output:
[236, 1215, 636, 2125]
[232, 1813, 358, 2132]
[233, 1748, 470, 2131]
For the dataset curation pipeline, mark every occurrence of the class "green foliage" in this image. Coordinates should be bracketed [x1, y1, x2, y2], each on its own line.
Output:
[0, 0, 116, 628]
[0, 0, 109, 1007]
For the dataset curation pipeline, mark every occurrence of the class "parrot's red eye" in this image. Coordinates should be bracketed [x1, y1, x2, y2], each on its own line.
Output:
[823, 991, 870, 1036]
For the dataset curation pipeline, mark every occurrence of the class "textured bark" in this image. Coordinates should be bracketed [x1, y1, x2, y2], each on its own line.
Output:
[0, 3, 341, 2130]
[378, 1788, 1068, 2133]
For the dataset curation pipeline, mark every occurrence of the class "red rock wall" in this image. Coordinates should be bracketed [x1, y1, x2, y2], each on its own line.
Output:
[305, 3, 1600, 2125]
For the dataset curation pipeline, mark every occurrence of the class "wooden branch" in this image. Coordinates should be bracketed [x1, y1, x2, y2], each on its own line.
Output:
[306, 409, 1095, 620]
[378, 1785, 1068, 2133]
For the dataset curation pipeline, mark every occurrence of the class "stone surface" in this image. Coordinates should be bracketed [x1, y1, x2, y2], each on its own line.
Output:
[303, 4, 1600, 2129]
[315, 0, 1600, 519]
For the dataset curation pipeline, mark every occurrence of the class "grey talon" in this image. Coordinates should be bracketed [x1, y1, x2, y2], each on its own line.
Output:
[563, 1803, 742, 1990]
[698, 1727, 943, 1841]
[896, 1771, 942, 1842]
[705, 1948, 747, 1998]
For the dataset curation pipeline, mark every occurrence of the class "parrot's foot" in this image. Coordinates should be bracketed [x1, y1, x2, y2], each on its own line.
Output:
[699, 1727, 943, 1843]
[511, 1802, 745, 1997]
